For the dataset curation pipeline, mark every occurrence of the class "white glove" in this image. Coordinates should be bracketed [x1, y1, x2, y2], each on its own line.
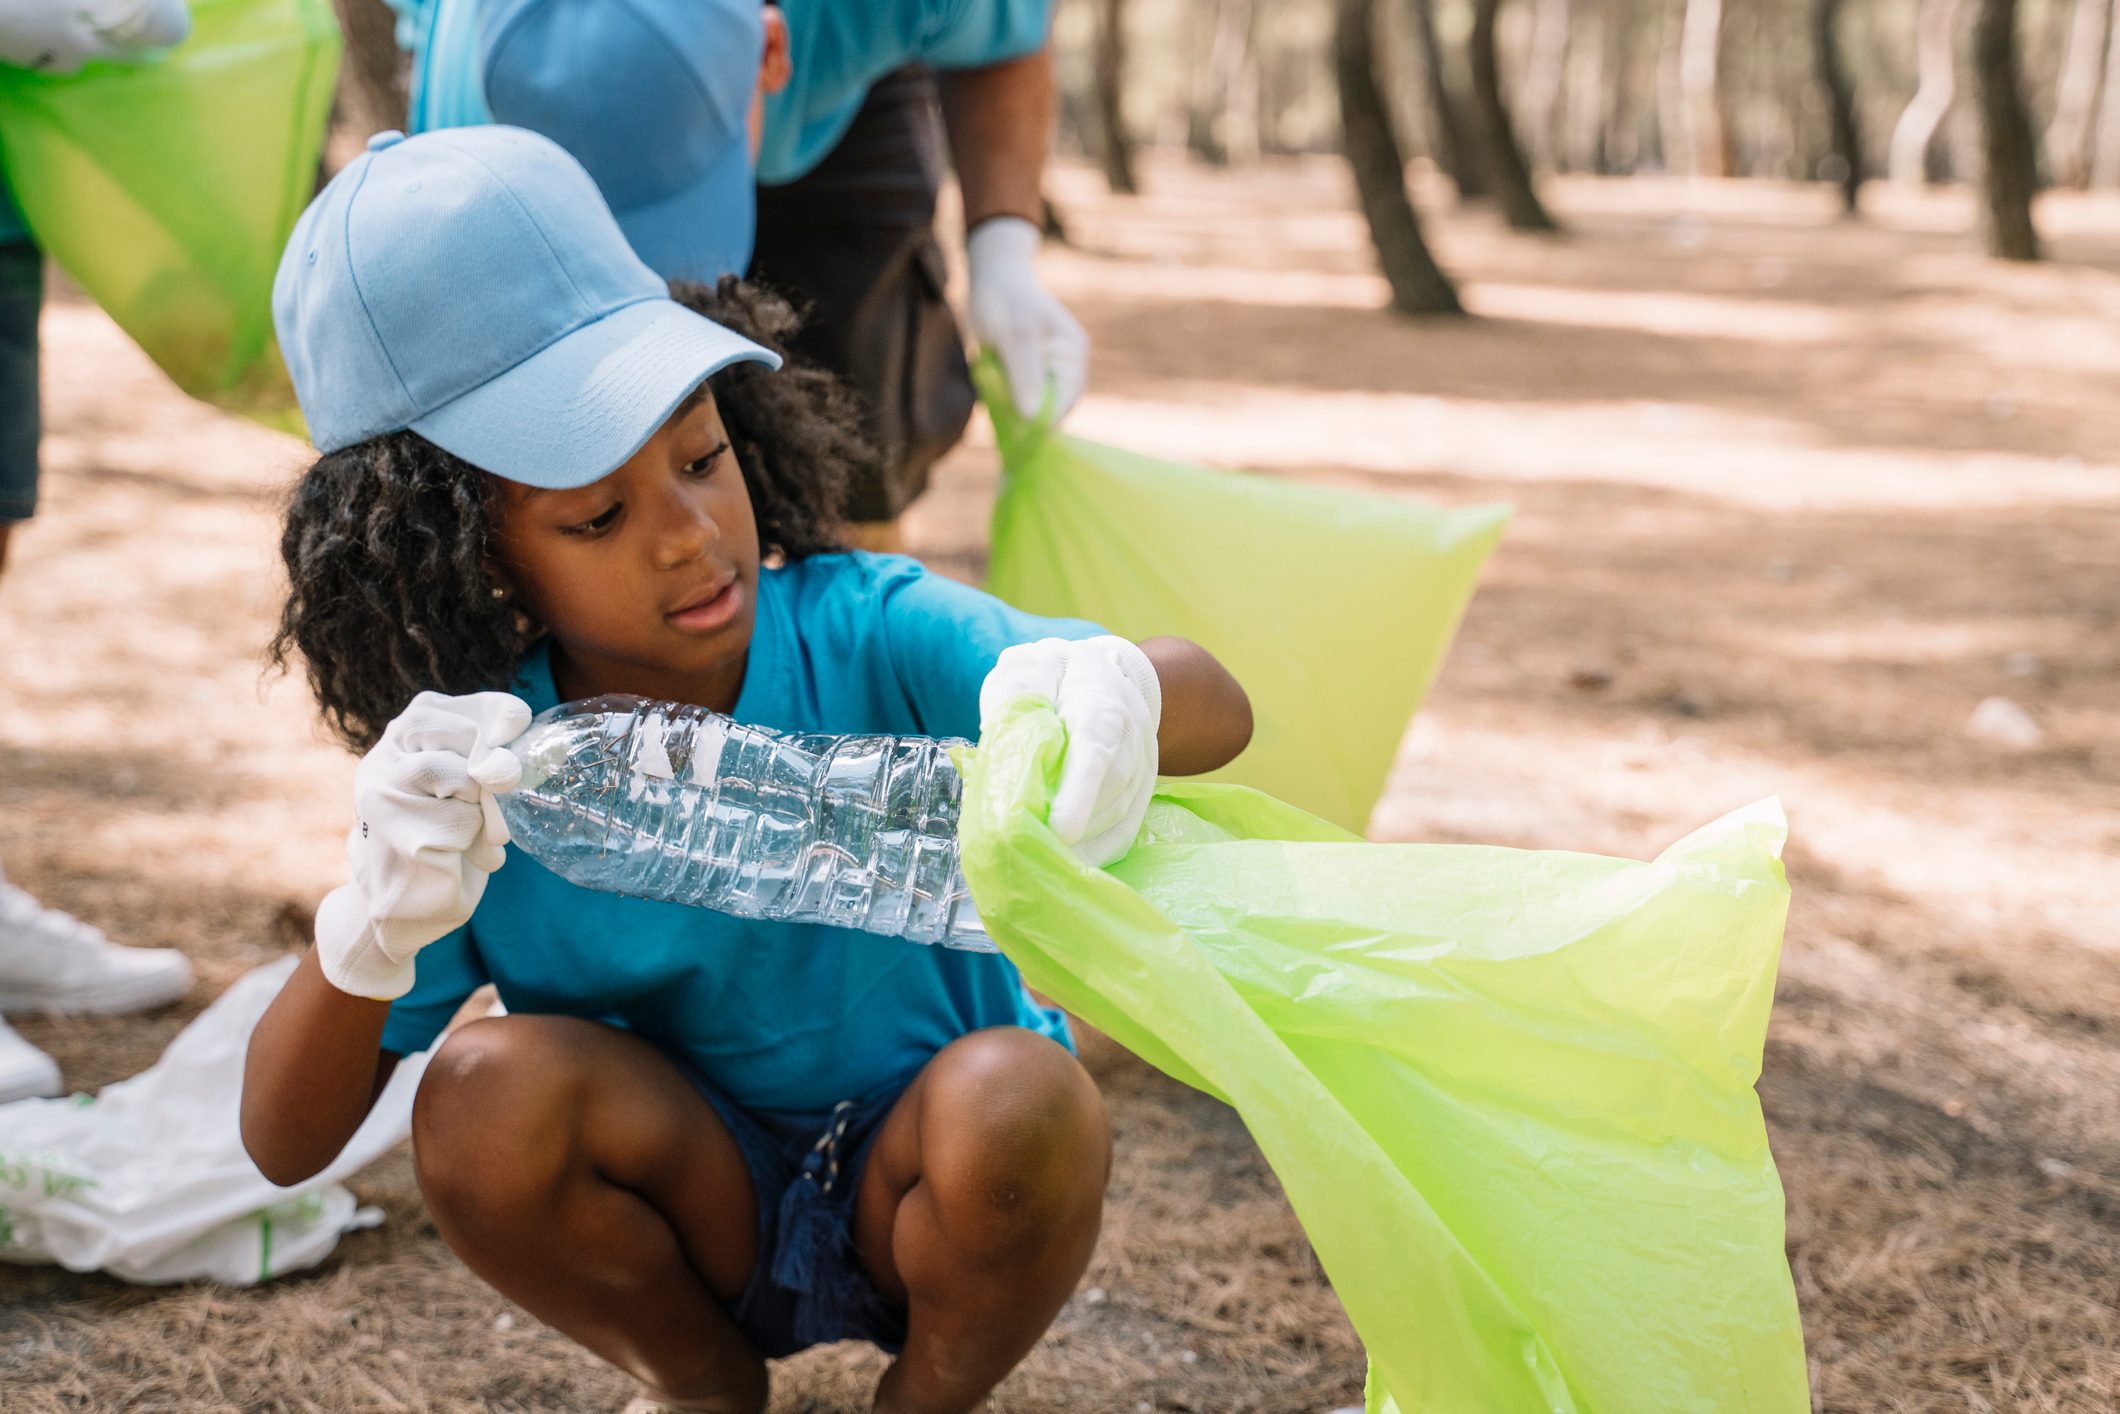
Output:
[980, 636, 1161, 867]
[966, 215, 1089, 423]
[0, 0, 190, 74]
[314, 691, 531, 1000]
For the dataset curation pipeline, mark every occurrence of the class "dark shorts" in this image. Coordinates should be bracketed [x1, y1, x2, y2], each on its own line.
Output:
[683, 1068, 911, 1358]
[750, 66, 975, 523]
[0, 241, 42, 523]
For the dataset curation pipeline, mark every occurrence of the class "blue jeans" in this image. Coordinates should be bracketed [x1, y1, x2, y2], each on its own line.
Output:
[0, 241, 40, 523]
[681, 1064, 911, 1358]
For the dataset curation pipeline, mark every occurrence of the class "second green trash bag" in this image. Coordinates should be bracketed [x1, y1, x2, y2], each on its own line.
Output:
[979, 364, 1509, 834]
[958, 703, 1810, 1413]
[0, 0, 340, 423]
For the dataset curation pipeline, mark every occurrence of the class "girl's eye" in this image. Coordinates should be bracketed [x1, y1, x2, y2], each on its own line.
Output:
[683, 440, 731, 479]
[562, 503, 622, 537]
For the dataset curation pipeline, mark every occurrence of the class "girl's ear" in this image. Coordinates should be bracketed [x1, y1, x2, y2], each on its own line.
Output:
[759, 7, 792, 96]
[481, 545, 522, 605]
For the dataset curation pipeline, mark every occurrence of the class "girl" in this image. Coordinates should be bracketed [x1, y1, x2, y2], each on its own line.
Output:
[239, 126, 1251, 1414]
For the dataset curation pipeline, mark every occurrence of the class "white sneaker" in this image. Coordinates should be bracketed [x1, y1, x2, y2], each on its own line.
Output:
[0, 1015, 61, 1103]
[0, 874, 192, 1016]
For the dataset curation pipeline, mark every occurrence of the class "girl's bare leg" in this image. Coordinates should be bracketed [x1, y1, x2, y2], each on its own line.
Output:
[854, 1027, 1111, 1414]
[411, 1015, 768, 1413]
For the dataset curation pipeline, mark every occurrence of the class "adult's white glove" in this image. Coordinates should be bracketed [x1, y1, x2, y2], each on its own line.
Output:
[966, 215, 1089, 423]
[314, 691, 531, 1000]
[980, 636, 1161, 867]
[0, 0, 191, 74]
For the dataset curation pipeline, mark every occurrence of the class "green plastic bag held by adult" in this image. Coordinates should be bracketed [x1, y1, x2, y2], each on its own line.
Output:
[977, 359, 1510, 833]
[0, 0, 340, 426]
[956, 704, 1809, 1413]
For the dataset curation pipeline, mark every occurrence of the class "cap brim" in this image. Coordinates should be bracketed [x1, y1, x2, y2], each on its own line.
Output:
[411, 296, 778, 489]
[613, 135, 756, 284]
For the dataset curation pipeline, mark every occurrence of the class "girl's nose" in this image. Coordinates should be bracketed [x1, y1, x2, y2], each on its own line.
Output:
[651, 484, 718, 570]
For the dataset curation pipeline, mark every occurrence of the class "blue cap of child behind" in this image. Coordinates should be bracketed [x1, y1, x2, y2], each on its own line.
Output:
[478, 0, 762, 282]
[272, 125, 779, 489]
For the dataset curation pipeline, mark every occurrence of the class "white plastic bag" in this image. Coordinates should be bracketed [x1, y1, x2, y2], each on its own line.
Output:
[0, 956, 427, 1284]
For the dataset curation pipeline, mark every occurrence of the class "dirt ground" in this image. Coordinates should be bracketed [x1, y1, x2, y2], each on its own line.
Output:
[0, 156, 2115, 1412]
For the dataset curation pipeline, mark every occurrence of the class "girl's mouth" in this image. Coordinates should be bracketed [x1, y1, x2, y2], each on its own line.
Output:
[665, 576, 742, 634]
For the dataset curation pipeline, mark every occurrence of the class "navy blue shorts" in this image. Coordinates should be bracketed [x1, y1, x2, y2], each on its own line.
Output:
[0, 241, 42, 523]
[683, 1069, 911, 1359]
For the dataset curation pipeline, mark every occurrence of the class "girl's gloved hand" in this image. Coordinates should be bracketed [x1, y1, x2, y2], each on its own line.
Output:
[966, 215, 1089, 423]
[314, 691, 531, 1000]
[980, 636, 1161, 868]
[0, 0, 191, 74]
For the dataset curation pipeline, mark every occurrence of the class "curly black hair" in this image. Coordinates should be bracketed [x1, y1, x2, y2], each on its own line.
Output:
[271, 277, 876, 752]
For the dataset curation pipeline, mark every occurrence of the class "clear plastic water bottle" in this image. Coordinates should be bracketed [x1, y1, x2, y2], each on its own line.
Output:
[499, 695, 994, 951]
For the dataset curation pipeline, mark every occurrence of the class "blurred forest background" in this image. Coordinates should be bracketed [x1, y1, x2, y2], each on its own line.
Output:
[1041, 0, 2073, 276]
[334, 0, 2100, 297]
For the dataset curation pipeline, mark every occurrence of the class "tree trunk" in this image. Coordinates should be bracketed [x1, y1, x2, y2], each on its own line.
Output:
[1654, 0, 1686, 171]
[1187, 0, 1258, 167]
[330, 0, 407, 138]
[1676, 0, 1732, 175]
[1226, 23, 1261, 168]
[1468, 0, 1563, 229]
[2092, 0, 2120, 184]
[1891, 0, 1960, 185]
[2047, 0, 2112, 188]
[1520, 0, 1574, 170]
[1813, 0, 1862, 212]
[1971, 0, 2040, 258]
[1406, 0, 1490, 198]
[1094, 0, 1139, 194]
[1564, 1, 1611, 173]
[1336, 0, 1464, 314]
[1604, 0, 1651, 171]
[1186, 0, 1215, 162]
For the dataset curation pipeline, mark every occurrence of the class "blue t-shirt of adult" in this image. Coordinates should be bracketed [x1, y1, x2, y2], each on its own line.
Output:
[379, 552, 1099, 1116]
[389, 0, 1051, 184]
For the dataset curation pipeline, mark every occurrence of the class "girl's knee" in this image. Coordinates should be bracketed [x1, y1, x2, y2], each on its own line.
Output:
[412, 1014, 591, 1220]
[919, 1029, 1109, 1252]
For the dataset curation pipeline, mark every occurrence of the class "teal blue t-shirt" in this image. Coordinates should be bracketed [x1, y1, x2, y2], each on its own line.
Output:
[378, 552, 1099, 1114]
[389, 0, 1052, 182]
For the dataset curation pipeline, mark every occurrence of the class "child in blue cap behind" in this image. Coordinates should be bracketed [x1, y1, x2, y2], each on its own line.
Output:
[240, 126, 1252, 1413]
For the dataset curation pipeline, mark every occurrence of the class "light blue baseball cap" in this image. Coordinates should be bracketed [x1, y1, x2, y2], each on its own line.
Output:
[272, 125, 778, 489]
[478, 0, 762, 282]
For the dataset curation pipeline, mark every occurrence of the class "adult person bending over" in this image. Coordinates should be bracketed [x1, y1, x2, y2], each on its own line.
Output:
[0, 0, 197, 1102]
[387, 0, 1086, 550]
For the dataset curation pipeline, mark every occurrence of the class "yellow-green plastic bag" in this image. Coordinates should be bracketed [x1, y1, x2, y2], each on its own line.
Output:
[0, 0, 340, 423]
[979, 363, 1509, 834]
[958, 704, 1809, 1413]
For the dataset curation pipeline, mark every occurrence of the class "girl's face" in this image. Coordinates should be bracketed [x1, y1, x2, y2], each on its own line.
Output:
[490, 386, 761, 709]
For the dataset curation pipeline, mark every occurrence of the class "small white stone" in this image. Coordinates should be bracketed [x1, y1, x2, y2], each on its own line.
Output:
[494, 1312, 515, 1331]
[1083, 1286, 1107, 1306]
[1967, 696, 2042, 751]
